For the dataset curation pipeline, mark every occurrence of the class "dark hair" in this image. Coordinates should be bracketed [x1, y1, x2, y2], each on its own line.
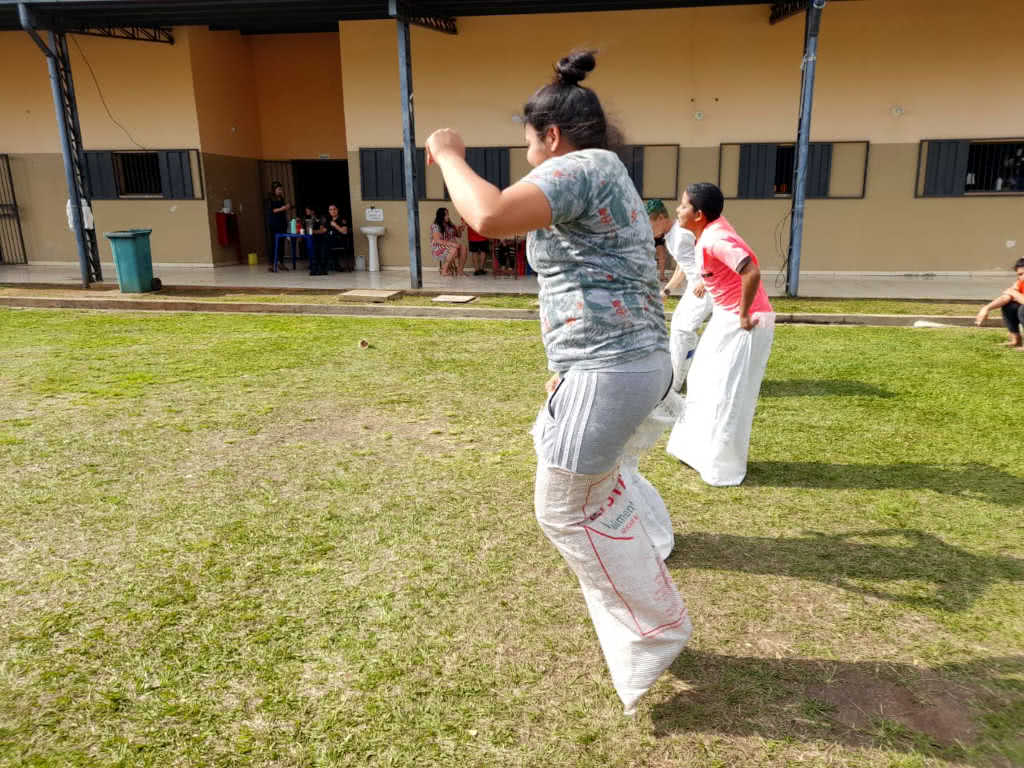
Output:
[523, 50, 611, 151]
[1015, 257, 1024, 270]
[271, 181, 283, 193]
[433, 207, 454, 234]
[685, 182, 725, 223]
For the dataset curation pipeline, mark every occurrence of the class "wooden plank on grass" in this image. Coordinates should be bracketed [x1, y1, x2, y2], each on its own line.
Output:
[432, 294, 477, 304]
[338, 289, 403, 303]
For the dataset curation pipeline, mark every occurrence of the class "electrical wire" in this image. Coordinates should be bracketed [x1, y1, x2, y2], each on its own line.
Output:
[70, 35, 146, 150]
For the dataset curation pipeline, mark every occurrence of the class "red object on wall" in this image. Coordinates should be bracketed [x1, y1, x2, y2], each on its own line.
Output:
[215, 211, 234, 246]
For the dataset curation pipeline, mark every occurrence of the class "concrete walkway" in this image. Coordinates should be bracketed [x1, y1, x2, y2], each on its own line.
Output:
[0, 262, 1014, 301]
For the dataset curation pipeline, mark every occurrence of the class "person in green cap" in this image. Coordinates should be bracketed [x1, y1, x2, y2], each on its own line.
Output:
[647, 198, 712, 391]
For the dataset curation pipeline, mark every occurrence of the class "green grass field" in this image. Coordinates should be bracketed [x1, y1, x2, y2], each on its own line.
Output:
[1, 308, 1021, 767]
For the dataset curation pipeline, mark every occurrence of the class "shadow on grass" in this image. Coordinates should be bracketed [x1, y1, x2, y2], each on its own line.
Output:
[652, 652, 1021, 765]
[745, 461, 1024, 508]
[668, 529, 1023, 612]
[760, 379, 895, 398]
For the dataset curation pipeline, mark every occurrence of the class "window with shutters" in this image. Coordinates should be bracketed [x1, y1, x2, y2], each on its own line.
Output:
[85, 149, 202, 200]
[359, 147, 433, 201]
[719, 141, 867, 200]
[917, 139, 1024, 197]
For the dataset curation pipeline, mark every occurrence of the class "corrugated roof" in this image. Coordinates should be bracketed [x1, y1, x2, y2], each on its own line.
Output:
[1, 0, 777, 35]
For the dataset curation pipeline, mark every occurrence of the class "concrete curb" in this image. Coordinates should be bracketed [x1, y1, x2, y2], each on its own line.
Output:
[0, 295, 1003, 327]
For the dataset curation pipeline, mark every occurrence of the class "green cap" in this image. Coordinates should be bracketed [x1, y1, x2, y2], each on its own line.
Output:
[645, 199, 668, 218]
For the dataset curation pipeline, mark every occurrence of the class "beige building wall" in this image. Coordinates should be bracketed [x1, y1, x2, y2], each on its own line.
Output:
[0, 28, 213, 265]
[249, 33, 348, 161]
[340, 0, 1023, 272]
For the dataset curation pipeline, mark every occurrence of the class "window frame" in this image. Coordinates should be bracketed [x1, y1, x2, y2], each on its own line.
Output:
[718, 140, 869, 201]
[915, 137, 1024, 198]
[85, 149, 204, 201]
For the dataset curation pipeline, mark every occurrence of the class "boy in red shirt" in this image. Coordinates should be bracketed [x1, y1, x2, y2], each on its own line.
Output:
[975, 258, 1024, 349]
[666, 183, 775, 486]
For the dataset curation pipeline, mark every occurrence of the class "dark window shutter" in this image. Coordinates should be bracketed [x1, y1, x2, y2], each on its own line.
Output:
[738, 143, 776, 198]
[85, 151, 117, 199]
[466, 148, 510, 189]
[387, 148, 404, 200]
[806, 142, 833, 198]
[159, 150, 194, 199]
[615, 145, 644, 196]
[414, 148, 426, 200]
[360, 149, 407, 200]
[924, 140, 969, 196]
[360, 148, 377, 199]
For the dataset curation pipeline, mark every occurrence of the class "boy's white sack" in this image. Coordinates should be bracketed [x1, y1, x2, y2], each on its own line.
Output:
[667, 309, 774, 486]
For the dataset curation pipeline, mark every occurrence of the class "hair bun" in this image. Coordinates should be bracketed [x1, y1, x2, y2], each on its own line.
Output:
[554, 49, 597, 87]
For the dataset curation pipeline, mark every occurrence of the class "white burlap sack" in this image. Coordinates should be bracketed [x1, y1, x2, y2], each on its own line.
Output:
[621, 390, 684, 560]
[667, 309, 775, 486]
[533, 402, 691, 713]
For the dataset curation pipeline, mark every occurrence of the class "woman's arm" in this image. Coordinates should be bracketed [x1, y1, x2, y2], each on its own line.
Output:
[426, 129, 552, 237]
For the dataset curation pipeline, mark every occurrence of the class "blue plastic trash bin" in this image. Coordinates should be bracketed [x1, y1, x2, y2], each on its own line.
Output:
[105, 228, 157, 293]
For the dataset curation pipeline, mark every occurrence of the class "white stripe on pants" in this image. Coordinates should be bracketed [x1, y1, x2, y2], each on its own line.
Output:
[669, 290, 713, 392]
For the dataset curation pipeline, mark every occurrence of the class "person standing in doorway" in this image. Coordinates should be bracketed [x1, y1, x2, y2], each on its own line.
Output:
[425, 49, 690, 716]
[665, 182, 775, 486]
[267, 181, 291, 272]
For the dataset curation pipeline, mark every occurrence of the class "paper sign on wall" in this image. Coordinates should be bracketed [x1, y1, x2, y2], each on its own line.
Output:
[365, 207, 384, 222]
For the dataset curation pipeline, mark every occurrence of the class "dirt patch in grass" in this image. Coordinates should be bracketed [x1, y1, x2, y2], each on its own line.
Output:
[806, 668, 978, 747]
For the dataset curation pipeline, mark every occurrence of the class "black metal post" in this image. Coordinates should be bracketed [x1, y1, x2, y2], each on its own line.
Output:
[396, 15, 422, 290]
[54, 31, 102, 284]
[19, 3, 95, 287]
[786, 0, 826, 298]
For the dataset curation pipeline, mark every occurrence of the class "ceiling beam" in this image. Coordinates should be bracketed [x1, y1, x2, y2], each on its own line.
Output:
[770, 0, 808, 24]
[389, 0, 458, 35]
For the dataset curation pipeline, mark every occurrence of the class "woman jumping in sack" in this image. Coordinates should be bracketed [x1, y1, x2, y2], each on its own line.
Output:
[425, 49, 691, 715]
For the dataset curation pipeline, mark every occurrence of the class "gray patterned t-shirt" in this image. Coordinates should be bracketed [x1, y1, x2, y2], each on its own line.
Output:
[523, 149, 668, 372]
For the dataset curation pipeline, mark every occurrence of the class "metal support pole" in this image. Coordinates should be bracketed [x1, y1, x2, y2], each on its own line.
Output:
[396, 15, 423, 290]
[786, 0, 826, 298]
[19, 3, 96, 287]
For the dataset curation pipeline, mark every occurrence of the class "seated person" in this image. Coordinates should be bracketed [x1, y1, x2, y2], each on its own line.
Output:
[975, 257, 1024, 348]
[304, 205, 328, 275]
[430, 206, 467, 277]
[466, 224, 489, 276]
[324, 204, 352, 271]
[493, 238, 518, 276]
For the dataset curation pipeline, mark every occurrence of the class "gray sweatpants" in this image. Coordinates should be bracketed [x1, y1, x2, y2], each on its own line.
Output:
[536, 350, 672, 475]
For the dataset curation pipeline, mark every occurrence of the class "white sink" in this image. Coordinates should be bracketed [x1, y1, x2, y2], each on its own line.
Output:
[359, 226, 386, 271]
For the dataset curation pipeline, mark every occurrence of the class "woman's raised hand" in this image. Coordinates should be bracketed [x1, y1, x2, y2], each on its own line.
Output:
[425, 128, 465, 166]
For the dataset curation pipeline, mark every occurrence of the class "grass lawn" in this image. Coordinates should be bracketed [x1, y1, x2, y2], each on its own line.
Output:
[1, 308, 1021, 768]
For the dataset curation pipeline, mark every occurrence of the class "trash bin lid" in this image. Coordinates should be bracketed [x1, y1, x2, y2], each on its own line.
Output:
[104, 229, 152, 239]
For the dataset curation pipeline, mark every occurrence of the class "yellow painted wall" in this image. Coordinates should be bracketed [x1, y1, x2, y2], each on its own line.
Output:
[0, 30, 201, 154]
[188, 28, 262, 159]
[7, 154, 77, 263]
[249, 33, 347, 160]
[340, 0, 1023, 271]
